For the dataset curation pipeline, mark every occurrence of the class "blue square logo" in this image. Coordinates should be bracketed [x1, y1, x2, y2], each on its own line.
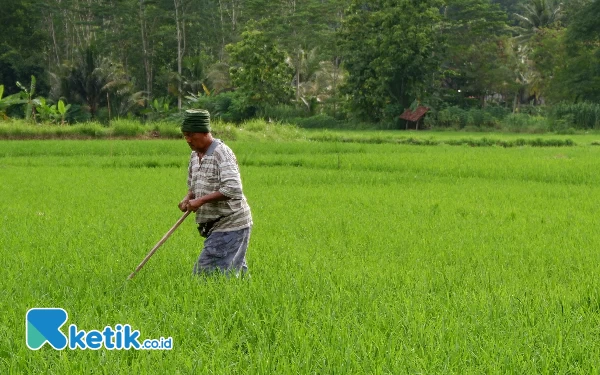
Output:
[26, 308, 68, 350]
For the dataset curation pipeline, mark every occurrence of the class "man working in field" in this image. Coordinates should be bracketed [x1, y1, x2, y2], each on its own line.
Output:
[178, 109, 252, 276]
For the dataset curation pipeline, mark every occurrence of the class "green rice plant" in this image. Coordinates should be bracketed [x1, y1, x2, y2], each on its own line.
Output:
[240, 118, 266, 132]
[111, 119, 145, 137]
[2, 140, 600, 372]
[210, 121, 239, 141]
[289, 114, 340, 129]
[502, 113, 550, 133]
[153, 121, 184, 139]
[237, 119, 303, 141]
[74, 122, 110, 138]
[258, 104, 308, 120]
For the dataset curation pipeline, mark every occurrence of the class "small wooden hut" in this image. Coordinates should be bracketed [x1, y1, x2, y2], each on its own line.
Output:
[399, 106, 430, 130]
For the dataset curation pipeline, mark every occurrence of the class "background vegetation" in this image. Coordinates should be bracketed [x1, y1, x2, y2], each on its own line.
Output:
[0, 0, 599, 130]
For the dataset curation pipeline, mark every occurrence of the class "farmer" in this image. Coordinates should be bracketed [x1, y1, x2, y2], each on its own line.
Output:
[178, 109, 252, 276]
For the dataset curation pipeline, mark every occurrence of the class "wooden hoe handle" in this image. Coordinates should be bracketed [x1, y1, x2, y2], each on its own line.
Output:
[127, 210, 191, 280]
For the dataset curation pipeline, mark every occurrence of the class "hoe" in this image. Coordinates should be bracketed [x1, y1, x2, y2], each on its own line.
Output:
[127, 211, 191, 280]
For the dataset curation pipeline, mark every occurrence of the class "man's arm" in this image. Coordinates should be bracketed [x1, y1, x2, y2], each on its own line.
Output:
[216, 147, 245, 200]
[179, 153, 196, 212]
[186, 191, 230, 212]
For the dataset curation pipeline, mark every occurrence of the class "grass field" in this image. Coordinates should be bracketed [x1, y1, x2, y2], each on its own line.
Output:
[2, 135, 600, 373]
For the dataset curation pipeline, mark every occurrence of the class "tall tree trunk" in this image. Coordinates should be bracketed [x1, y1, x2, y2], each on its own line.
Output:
[230, 0, 238, 32]
[139, 0, 153, 107]
[218, 0, 226, 61]
[48, 15, 61, 66]
[332, 56, 340, 117]
[218, 0, 241, 60]
[296, 50, 301, 101]
[174, 0, 185, 110]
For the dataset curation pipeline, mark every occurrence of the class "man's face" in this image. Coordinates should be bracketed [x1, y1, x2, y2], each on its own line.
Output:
[183, 132, 211, 152]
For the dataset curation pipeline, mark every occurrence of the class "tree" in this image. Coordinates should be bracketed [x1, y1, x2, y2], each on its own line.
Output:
[172, 0, 191, 110]
[513, 0, 563, 42]
[491, 0, 527, 23]
[0, 0, 49, 97]
[561, 0, 593, 27]
[59, 46, 139, 119]
[441, 0, 511, 107]
[241, 0, 350, 102]
[528, 28, 566, 103]
[549, 0, 600, 102]
[567, 0, 600, 41]
[339, 0, 444, 121]
[511, 0, 598, 104]
[226, 29, 294, 109]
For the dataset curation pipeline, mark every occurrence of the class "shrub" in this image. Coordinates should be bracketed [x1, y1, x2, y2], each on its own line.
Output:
[187, 91, 257, 123]
[153, 122, 182, 139]
[112, 119, 144, 137]
[211, 122, 239, 141]
[502, 114, 549, 133]
[291, 114, 339, 129]
[484, 105, 511, 120]
[466, 109, 497, 128]
[237, 119, 302, 141]
[437, 106, 468, 128]
[259, 104, 308, 121]
[76, 123, 109, 138]
[550, 102, 600, 129]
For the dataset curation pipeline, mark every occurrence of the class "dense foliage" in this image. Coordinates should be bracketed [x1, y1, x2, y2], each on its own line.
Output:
[0, 0, 598, 127]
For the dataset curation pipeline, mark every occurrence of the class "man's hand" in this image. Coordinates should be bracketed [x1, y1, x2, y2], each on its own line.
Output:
[178, 199, 190, 212]
[179, 191, 195, 212]
[181, 192, 228, 212]
[186, 198, 204, 212]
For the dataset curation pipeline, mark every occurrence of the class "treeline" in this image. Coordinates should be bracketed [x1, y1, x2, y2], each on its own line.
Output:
[0, 0, 599, 128]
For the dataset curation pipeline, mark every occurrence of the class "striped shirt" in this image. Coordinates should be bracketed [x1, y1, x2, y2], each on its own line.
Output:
[187, 139, 252, 232]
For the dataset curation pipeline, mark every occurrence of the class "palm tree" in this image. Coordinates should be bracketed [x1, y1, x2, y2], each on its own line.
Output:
[510, 0, 564, 108]
[205, 62, 231, 95]
[287, 47, 321, 102]
[59, 47, 142, 119]
[59, 47, 105, 118]
[514, 0, 563, 42]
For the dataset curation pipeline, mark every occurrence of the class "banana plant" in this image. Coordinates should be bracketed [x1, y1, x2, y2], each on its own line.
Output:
[35, 97, 58, 123]
[0, 85, 26, 119]
[141, 97, 172, 120]
[16, 75, 40, 122]
[36, 98, 71, 124]
[57, 100, 71, 125]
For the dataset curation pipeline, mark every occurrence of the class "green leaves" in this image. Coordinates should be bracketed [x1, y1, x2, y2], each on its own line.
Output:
[226, 29, 294, 109]
[339, 0, 444, 121]
[34, 98, 68, 124]
[57, 100, 66, 116]
[15, 75, 37, 121]
[0, 84, 26, 119]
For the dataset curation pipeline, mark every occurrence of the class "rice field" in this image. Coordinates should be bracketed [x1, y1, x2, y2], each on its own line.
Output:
[1, 137, 600, 374]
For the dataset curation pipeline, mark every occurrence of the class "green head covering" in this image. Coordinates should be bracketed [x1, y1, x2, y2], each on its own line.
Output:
[181, 109, 211, 133]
